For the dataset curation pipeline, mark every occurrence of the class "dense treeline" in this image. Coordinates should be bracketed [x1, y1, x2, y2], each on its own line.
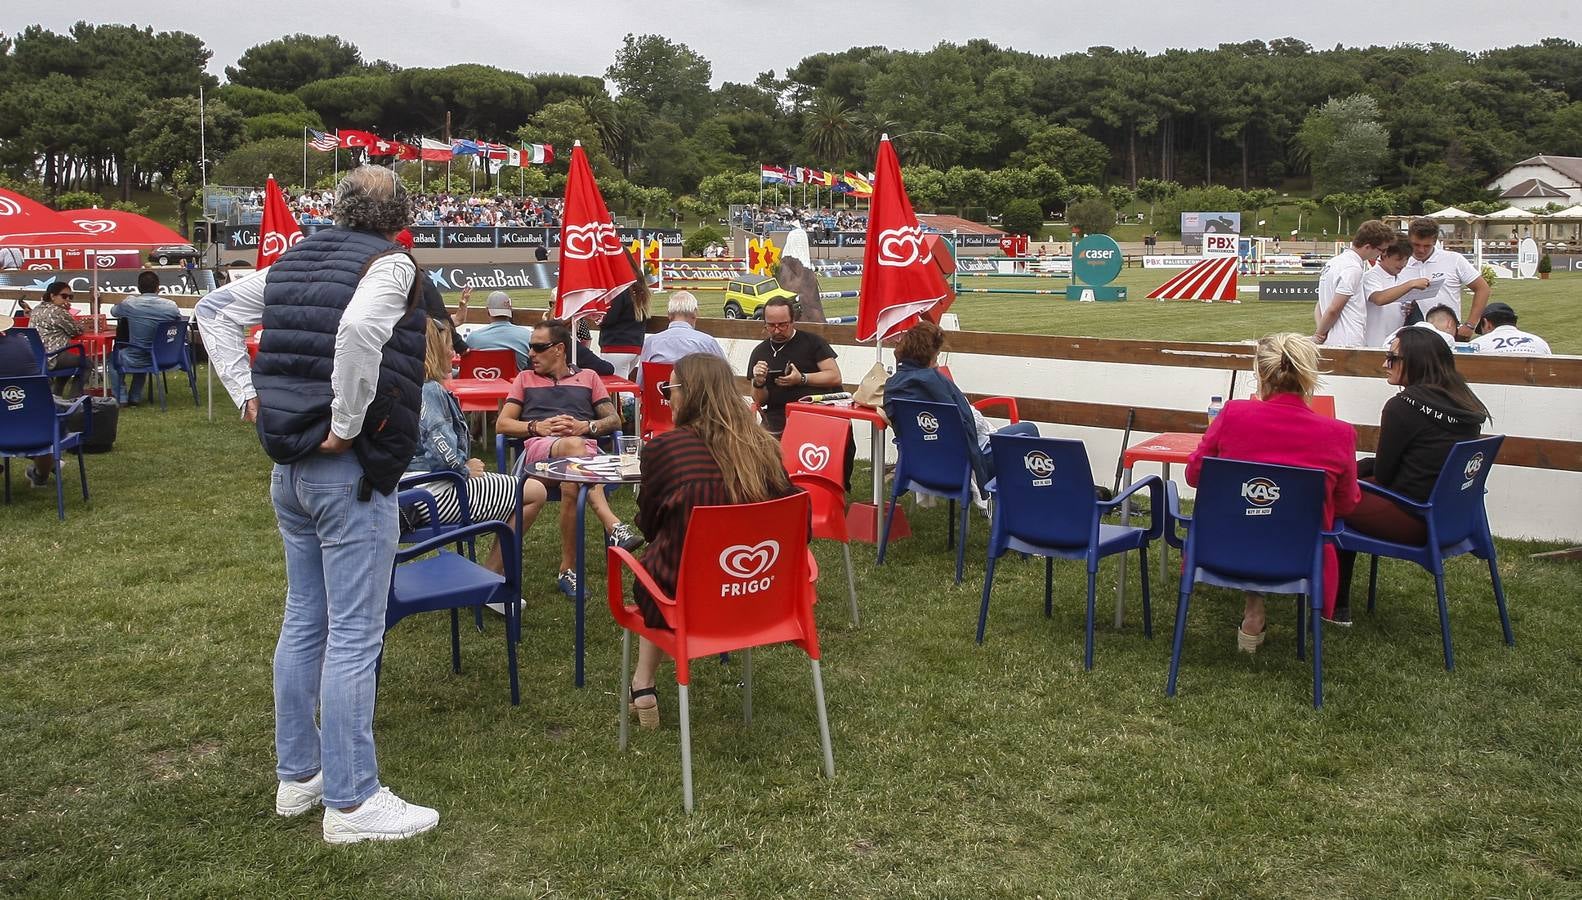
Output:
[3, 24, 1580, 224]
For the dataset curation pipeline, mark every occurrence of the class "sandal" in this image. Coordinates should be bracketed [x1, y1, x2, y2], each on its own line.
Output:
[629, 686, 660, 730]
[1237, 626, 1266, 654]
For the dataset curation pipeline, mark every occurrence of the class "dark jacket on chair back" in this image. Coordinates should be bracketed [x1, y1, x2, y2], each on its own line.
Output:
[252, 228, 427, 494]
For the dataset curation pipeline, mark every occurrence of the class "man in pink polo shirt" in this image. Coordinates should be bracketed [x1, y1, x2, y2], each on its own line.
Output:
[497, 318, 640, 596]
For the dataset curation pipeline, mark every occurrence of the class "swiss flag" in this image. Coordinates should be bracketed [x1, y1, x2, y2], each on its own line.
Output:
[551, 141, 634, 323]
[338, 130, 379, 150]
[257, 176, 304, 268]
[855, 137, 951, 342]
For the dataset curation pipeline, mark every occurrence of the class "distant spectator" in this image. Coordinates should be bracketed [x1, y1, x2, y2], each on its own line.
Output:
[109, 271, 182, 406]
[1361, 239, 1430, 347]
[1314, 220, 1394, 347]
[596, 251, 651, 379]
[1423, 304, 1461, 341]
[1402, 216, 1489, 336]
[31, 281, 86, 397]
[1470, 302, 1551, 355]
[638, 291, 726, 374]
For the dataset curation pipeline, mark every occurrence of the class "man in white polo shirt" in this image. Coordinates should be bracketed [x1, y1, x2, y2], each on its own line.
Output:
[1314, 219, 1394, 347]
[1471, 302, 1551, 355]
[1401, 216, 1489, 341]
[1361, 238, 1434, 347]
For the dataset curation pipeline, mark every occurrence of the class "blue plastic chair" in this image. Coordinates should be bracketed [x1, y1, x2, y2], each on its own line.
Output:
[1335, 435, 1513, 671]
[0, 375, 90, 520]
[1166, 458, 1336, 708]
[113, 320, 197, 410]
[384, 518, 523, 705]
[978, 435, 1166, 669]
[13, 327, 87, 388]
[877, 399, 979, 584]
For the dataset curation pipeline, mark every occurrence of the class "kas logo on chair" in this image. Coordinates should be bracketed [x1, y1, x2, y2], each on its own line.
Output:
[1023, 450, 1055, 487]
[1240, 477, 1281, 515]
[917, 411, 939, 441]
[719, 540, 780, 597]
[1461, 452, 1485, 490]
[2, 384, 25, 410]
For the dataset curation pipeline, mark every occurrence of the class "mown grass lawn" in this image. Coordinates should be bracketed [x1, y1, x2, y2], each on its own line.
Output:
[2, 380, 1580, 897]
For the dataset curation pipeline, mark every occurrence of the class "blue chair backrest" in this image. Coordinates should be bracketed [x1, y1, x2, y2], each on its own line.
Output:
[150, 321, 186, 367]
[2, 328, 47, 374]
[1190, 458, 1328, 583]
[1423, 435, 1503, 549]
[0, 376, 60, 451]
[989, 434, 1098, 548]
[889, 398, 974, 494]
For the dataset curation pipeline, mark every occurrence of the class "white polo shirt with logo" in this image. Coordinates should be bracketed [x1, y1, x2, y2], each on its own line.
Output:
[1360, 265, 1408, 347]
[1401, 247, 1480, 319]
[1470, 325, 1551, 355]
[1314, 247, 1368, 347]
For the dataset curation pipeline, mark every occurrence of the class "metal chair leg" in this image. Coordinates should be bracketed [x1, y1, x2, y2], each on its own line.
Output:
[841, 542, 859, 626]
[1043, 556, 1053, 618]
[1311, 596, 1324, 709]
[679, 684, 694, 813]
[742, 648, 753, 725]
[954, 496, 970, 584]
[619, 630, 631, 751]
[449, 608, 461, 673]
[810, 659, 835, 779]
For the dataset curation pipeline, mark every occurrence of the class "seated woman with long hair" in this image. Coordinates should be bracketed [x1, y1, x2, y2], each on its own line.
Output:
[884, 320, 1039, 487]
[1185, 333, 1361, 652]
[1334, 326, 1489, 621]
[624, 352, 798, 728]
[406, 319, 547, 575]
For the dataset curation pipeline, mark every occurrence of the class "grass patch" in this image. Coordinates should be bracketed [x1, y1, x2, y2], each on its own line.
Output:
[2, 379, 1580, 897]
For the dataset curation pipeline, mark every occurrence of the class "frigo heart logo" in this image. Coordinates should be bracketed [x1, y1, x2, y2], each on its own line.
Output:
[563, 221, 621, 260]
[261, 230, 303, 259]
[0, 196, 22, 216]
[473, 367, 502, 380]
[797, 442, 830, 473]
[76, 219, 116, 234]
[875, 225, 932, 268]
[719, 540, 780, 580]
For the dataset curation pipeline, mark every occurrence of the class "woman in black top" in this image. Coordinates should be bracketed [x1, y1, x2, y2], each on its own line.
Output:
[623, 352, 796, 728]
[596, 250, 651, 378]
[1335, 326, 1489, 620]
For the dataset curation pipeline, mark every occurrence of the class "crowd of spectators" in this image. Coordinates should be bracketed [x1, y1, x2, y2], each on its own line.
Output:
[734, 205, 868, 234]
[235, 189, 564, 228]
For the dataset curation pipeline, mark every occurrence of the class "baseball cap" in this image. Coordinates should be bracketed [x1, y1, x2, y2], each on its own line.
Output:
[1480, 301, 1517, 324]
[486, 291, 514, 317]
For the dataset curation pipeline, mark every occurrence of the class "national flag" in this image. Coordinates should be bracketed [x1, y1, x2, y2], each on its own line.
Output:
[257, 176, 305, 269]
[843, 171, 873, 196]
[855, 137, 951, 342]
[419, 138, 453, 161]
[760, 165, 788, 183]
[477, 142, 510, 160]
[307, 129, 339, 152]
[450, 139, 481, 156]
[552, 141, 635, 324]
[390, 140, 419, 161]
[505, 147, 522, 168]
[529, 143, 553, 165]
[337, 130, 380, 150]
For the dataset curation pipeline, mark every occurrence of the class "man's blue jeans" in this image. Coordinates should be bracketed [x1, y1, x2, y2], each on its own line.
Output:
[110, 349, 151, 404]
[270, 450, 397, 808]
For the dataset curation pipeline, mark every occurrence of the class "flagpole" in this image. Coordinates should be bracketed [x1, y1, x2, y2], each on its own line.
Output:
[333, 130, 339, 184]
[302, 126, 308, 189]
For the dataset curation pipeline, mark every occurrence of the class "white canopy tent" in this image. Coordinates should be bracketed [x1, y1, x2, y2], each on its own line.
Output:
[1542, 205, 1582, 245]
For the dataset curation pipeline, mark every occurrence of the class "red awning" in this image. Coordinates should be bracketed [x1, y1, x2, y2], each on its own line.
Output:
[0, 189, 153, 249]
[59, 208, 187, 247]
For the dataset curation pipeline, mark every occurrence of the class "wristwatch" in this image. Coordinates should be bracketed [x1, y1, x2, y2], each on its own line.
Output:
[587, 419, 598, 436]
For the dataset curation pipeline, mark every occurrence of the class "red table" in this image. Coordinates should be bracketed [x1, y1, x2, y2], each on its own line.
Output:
[75, 331, 117, 395]
[599, 375, 641, 440]
[443, 377, 512, 414]
[786, 400, 902, 544]
[1114, 431, 1203, 628]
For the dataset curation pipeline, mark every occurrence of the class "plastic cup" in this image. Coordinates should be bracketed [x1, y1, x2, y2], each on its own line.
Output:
[618, 436, 641, 457]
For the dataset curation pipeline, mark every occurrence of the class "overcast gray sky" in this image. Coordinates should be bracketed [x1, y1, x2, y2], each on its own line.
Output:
[13, 1, 1581, 86]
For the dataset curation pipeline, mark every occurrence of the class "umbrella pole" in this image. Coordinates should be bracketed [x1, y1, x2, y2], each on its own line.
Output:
[872, 333, 884, 511]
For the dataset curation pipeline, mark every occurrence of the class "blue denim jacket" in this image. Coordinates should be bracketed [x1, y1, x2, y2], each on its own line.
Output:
[884, 360, 990, 486]
[409, 380, 469, 474]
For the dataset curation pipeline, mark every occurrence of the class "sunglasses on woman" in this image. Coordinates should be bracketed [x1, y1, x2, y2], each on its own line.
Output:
[1383, 354, 1402, 367]
[658, 380, 680, 400]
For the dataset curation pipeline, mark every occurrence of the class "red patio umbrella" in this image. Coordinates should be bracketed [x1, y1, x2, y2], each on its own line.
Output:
[854, 137, 951, 343]
[551, 141, 635, 323]
[59, 208, 188, 247]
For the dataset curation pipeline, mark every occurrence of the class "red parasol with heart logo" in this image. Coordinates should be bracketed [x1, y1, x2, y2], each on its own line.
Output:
[552, 141, 635, 323]
[257, 176, 304, 269]
[855, 136, 952, 342]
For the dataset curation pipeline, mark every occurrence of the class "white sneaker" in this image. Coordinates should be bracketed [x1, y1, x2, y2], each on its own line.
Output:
[322, 786, 439, 844]
[275, 771, 323, 816]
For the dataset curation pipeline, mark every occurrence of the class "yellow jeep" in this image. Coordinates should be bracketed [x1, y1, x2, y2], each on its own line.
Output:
[722, 275, 799, 319]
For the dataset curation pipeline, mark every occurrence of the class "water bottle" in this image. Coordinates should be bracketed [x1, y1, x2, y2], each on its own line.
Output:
[1207, 395, 1223, 425]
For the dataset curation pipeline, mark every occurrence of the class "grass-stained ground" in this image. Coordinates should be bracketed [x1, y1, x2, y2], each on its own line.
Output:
[2, 385, 1580, 897]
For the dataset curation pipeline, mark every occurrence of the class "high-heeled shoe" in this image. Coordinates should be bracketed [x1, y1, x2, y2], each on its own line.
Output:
[630, 686, 660, 729]
[1237, 626, 1266, 654]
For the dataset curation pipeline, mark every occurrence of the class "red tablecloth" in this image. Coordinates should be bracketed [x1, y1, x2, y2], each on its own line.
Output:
[443, 377, 512, 413]
[1122, 432, 1203, 469]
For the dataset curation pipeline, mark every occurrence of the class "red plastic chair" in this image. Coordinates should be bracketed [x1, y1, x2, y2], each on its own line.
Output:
[457, 348, 517, 381]
[1310, 394, 1337, 418]
[782, 413, 860, 624]
[938, 365, 1020, 422]
[639, 360, 675, 440]
[606, 493, 834, 812]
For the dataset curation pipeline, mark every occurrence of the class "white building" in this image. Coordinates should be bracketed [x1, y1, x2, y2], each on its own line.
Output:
[1486, 156, 1582, 209]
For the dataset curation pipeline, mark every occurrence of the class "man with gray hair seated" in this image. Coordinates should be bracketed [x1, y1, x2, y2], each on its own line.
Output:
[636, 290, 727, 375]
[195, 164, 440, 844]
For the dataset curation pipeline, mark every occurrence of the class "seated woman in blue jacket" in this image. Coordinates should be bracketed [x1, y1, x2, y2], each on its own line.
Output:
[883, 321, 1038, 489]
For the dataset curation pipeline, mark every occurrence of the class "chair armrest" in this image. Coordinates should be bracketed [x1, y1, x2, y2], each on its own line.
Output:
[48, 342, 86, 360]
[1357, 479, 1431, 511]
[496, 432, 520, 473]
[972, 396, 1019, 423]
[606, 546, 677, 630]
[395, 519, 514, 563]
[1100, 473, 1166, 542]
[1164, 480, 1189, 549]
[398, 469, 473, 527]
[806, 548, 820, 583]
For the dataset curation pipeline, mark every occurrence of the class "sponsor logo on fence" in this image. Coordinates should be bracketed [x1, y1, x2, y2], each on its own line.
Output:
[1240, 476, 1281, 515]
[719, 539, 780, 597]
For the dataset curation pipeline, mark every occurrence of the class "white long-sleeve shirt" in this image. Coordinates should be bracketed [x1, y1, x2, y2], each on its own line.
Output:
[194, 254, 415, 440]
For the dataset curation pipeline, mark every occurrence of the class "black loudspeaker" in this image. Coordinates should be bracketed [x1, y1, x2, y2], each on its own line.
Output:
[191, 221, 212, 244]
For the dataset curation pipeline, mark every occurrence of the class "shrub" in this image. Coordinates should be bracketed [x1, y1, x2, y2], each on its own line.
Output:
[1538, 253, 1552, 274]
[1067, 198, 1117, 236]
[684, 225, 725, 256]
[999, 198, 1044, 236]
[53, 190, 105, 211]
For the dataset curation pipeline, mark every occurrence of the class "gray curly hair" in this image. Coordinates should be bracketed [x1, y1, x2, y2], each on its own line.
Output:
[332, 165, 411, 234]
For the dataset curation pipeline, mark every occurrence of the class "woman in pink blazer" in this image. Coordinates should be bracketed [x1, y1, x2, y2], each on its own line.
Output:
[1186, 333, 1361, 653]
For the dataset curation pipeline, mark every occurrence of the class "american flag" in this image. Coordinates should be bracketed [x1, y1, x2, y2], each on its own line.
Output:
[307, 129, 339, 152]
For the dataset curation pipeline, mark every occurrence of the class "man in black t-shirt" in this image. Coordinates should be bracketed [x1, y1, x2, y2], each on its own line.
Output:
[748, 297, 843, 433]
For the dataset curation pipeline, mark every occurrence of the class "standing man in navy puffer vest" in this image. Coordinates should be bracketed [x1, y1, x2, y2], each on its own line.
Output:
[195, 166, 440, 844]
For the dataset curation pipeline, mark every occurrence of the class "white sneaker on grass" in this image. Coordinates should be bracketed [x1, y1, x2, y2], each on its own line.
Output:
[276, 771, 323, 816]
[322, 786, 439, 844]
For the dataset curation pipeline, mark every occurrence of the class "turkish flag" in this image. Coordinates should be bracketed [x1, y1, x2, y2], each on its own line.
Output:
[551, 142, 634, 323]
[338, 130, 379, 150]
[855, 137, 950, 342]
[257, 176, 304, 268]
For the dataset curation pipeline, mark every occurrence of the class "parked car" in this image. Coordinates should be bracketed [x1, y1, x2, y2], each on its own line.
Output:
[722, 275, 799, 319]
[149, 244, 200, 266]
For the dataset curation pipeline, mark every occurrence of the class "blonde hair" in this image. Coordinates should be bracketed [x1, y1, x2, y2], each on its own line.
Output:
[422, 319, 453, 382]
[624, 249, 651, 320]
[1255, 332, 1322, 400]
[671, 353, 791, 503]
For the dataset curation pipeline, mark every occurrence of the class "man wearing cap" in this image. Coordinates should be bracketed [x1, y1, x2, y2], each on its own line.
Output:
[464, 292, 611, 373]
[1471, 302, 1551, 355]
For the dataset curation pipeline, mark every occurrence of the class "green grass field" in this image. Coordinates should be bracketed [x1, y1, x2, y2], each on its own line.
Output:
[3, 388, 1581, 896]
